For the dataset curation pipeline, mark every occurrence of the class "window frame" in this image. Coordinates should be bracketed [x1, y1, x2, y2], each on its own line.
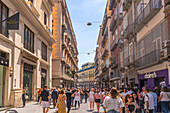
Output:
[41, 42, 47, 61]
[24, 25, 34, 53]
[0, 1, 9, 37]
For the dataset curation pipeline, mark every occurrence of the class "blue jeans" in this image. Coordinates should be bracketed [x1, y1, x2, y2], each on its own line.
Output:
[71, 97, 74, 106]
[153, 106, 157, 113]
[107, 110, 119, 113]
[85, 95, 87, 103]
[161, 101, 169, 113]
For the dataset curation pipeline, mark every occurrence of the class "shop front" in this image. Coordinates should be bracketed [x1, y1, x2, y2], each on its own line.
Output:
[138, 69, 169, 91]
[23, 63, 33, 101]
[0, 52, 9, 107]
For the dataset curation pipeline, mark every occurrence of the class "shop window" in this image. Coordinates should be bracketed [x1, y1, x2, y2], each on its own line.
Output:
[41, 68, 47, 88]
[41, 42, 47, 61]
[24, 25, 34, 53]
[0, 1, 8, 37]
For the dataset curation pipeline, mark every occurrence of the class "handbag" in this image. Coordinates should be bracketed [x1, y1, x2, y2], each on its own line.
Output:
[25, 94, 29, 100]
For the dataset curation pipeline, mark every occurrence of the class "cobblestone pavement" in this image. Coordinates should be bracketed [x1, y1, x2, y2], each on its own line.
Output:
[1, 101, 104, 113]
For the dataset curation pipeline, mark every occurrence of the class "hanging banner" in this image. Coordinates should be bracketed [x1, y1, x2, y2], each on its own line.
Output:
[6, 13, 20, 30]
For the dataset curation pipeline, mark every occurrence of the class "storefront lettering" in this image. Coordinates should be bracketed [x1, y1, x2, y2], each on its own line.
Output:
[144, 72, 157, 79]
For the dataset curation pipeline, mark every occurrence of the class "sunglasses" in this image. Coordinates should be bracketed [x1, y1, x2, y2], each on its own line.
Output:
[129, 97, 133, 99]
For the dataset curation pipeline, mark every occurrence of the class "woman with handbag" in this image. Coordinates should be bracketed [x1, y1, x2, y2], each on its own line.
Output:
[57, 90, 67, 113]
[94, 89, 102, 113]
[22, 89, 28, 108]
[159, 86, 170, 113]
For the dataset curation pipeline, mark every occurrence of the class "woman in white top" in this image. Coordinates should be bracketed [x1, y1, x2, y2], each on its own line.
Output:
[89, 88, 95, 110]
[103, 87, 124, 113]
[159, 86, 170, 113]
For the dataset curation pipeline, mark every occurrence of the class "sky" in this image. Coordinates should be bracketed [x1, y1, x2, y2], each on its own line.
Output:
[66, 0, 107, 69]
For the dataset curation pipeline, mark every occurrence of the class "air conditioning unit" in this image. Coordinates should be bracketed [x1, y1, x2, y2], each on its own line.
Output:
[160, 48, 168, 60]
[162, 40, 170, 49]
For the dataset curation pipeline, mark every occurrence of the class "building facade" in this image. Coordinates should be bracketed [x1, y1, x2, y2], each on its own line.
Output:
[0, 0, 54, 107]
[77, 63, 95, 89]
[95, 0, 170, 89]
[52, 0, 79, 88]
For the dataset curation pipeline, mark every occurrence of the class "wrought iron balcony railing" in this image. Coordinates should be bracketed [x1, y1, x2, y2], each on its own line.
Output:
[135, 50, 161, 68]
[134, 0, 162, 33]
[124, 24, 134, 39]
[123, 0, 132, 11]
[125, 55, 135, 66]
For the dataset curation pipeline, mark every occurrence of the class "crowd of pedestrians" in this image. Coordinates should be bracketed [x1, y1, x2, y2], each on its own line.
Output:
[21, 85, 170, 113]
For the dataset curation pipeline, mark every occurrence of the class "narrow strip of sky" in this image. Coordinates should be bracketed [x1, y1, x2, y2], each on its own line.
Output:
[66, 0, 107, 69]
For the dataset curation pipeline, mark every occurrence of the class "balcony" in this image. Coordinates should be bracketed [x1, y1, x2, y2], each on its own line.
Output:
[118, 13, 123, 25]
[61, 57, 66, 63]
[135, 50, 161, 69]
[110, 16, 117, 31]
[124, 24, 134, 39]
[134, 0, 162, 33]
[102, 34, 108, 48]
[110, 71, 120, 80]
[102, 15, 108, 36]
[111, 59, 118, 69]
[63, 73, 74, 81]
[118, 62, 125, 71]
[125, 55, 135, 67]
[102, 48, 109, 60]
[109, 0, 116, 10]
[123, 0, 132, 11]
[110, 40, 118, 51]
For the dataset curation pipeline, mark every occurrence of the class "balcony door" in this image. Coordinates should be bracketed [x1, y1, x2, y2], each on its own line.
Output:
[153, 38, 161, 61]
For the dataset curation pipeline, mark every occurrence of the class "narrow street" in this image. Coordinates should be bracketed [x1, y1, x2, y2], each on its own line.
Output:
[1, 101, 104, 113]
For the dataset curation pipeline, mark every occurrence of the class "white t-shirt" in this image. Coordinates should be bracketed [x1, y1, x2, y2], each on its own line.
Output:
[121, 92, 126, 99]
[103, 96, 124, 112]
[144, 93, 154, 110]
[89, 91, 94, 99]
[160, 91, 170, 101]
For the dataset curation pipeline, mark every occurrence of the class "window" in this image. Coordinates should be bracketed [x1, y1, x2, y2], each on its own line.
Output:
[138, 40, 144, 58]
[0, 1, 8, 37]
[28, 0, 33, 3]
[137, 1, 143, 17]
[42, 42, 47, 61]
[44, 12, 47, 25]
[24, 25, 34, 53]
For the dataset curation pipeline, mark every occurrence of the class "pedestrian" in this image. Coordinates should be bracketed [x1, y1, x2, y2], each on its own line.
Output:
[94, 89, 102, 113]
[57, 89, 67, 113]
[125, 94, 138, 113]
[37, 88, 42, 104]
[144, 88, 154, 113]
[80, 89, 84, 103]
[121, 88, 127, 103]
[159, 86, 170, 113]
[132, 93, 141, 113]
[21, 89, 28, 108]
[84, 88, 88, 103]
[71, 88, 76, 106]
[126, 88, 134, 95]
[89, 88, 95, 110]
[51, 87, 58, 108]
[138, 87, 145, 113]
[103, 87, 124, 113]
[150, 89, 157, 113]
[66, 89, 72, 113]
[40, 85, 50, 113]
[73, 89, 80, 109]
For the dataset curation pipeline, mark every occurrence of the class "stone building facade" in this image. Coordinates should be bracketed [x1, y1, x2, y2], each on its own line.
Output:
[0, 0, 54, 107]
[52, 0, 79, 88]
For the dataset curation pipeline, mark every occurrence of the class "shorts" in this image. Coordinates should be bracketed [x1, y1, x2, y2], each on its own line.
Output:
[89, 98, 94, 102]
[42, 101, 50, 108]
[95, 99, 100, 103]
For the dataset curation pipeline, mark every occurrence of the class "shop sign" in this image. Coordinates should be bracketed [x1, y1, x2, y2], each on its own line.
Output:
[144, 72, 157, 79]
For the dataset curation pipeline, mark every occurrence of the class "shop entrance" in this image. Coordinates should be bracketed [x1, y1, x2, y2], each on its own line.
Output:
[0, 65, 4, 107]
[23, 64, 33, 101]
[140, 79, 148, 91]
[154, 77, 165, 88]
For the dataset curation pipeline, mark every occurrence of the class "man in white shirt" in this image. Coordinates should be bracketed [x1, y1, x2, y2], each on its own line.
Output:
[144, 89, 154, 113]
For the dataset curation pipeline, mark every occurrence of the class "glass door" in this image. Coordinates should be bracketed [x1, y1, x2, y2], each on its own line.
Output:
[0, 65, 3, 106]
[23, 71, 32, 101]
